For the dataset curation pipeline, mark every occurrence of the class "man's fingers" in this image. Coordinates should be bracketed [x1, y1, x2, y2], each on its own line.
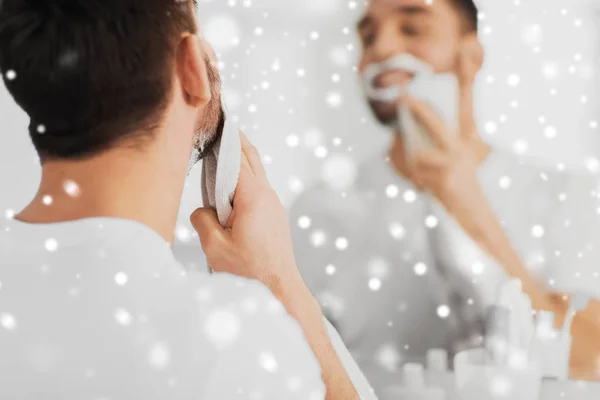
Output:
[402, 95, 454, 150]
[236, 144, 262, 198]
[413, 149, 449, 170]
[233, 139, 265, 226]
[190, 207, 229, 254]
[240, 131, 268, 183]
[239, 145, 256, 180]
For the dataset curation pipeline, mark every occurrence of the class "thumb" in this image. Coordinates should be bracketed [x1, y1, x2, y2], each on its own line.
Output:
[190, 207, 228, 248]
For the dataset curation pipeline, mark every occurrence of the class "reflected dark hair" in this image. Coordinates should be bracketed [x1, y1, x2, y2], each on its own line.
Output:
[451, 0, 479, 32]
[0, 0, 198, 161]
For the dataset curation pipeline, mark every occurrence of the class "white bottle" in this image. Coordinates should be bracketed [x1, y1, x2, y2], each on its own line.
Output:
[384, 363, 446, 400]
[484, 305, 511, 365]
[426, 349, 457, 400]
[530, 310, 570, 380]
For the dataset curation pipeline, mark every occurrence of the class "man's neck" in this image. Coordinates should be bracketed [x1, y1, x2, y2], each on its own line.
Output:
[16, 146, 188, 244]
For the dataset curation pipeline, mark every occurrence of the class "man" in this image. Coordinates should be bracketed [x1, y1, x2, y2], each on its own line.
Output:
[0, 1, 373, 399]
[291, 0, 600, 393]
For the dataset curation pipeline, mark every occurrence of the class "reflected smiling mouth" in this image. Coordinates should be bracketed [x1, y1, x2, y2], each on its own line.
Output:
[373, 70, 415, 89]
[363, 54, 433, 103]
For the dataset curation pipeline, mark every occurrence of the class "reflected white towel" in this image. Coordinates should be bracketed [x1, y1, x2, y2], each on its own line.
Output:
[398, 72, 460, 158]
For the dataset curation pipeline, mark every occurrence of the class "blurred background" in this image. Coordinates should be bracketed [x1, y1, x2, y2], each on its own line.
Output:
[1, 0, 599, 268]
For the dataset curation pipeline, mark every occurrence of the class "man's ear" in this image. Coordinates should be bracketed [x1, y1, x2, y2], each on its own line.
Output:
[176, 34, 211, 108]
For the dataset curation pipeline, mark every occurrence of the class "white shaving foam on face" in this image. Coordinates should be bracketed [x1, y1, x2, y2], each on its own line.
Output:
[362, 53, 434, 103]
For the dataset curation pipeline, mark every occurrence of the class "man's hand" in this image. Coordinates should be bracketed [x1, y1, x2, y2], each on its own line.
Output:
[402, 36, 488, 210]
[408, 124, 487, 214]
[190, 132, 304, 300]
[190, 132, 362, 400]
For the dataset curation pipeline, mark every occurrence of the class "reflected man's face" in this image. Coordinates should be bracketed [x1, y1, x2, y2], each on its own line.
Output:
[357, 0, 467, 124]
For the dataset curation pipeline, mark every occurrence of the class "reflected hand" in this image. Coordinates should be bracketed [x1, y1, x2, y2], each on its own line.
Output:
[402, 36, 488, 210]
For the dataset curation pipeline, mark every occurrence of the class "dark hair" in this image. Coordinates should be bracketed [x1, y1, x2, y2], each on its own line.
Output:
[451, 0, 479, 32]
[0, 0, 198, 160]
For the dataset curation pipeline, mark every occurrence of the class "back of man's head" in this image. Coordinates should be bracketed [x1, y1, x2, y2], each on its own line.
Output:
[0, 0, 198, 160]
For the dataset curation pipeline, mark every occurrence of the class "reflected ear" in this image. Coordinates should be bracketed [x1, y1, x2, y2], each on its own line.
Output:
[176, 34, 211, 108]
[461, 33, 484, 73]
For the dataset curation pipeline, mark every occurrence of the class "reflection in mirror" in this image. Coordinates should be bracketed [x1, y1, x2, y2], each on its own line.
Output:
[286, 0, 600, 397]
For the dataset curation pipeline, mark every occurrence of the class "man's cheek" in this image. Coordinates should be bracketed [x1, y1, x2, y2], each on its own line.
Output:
[419, 45, 459, 74]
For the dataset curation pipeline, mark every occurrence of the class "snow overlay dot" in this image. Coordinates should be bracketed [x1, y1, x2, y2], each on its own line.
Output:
[148, 342, 171, 369]
[5, 70, 16, 80]
[414, 262, 427, 276]
[259, 352, 278, 373]
[485, 122, 498, 135]
[437, 305, 451, 319]
[314, 146, 328, 158]
[63, 180, 81, 197]
[325, 264, 336, 276]
[335, 237, 348, 250]
[175, 225, 192, 243]
[385, 184, 399, 198]
[286, 134, 300, 147]
[114, 308, 132, 326]
[1, 313, 17, 331]
[297, 216, 311, 230]
[498, 176, 512, 189]
[403, 190, 417, 203]
[45, 238, 58, 252]
[472, 262, 484, 275]
[310, 230, 327, 247]
[425, 215, 438, 228]
[368, 278, 382, 291]
[544, 126, 557, 139]
[531, 225, 545, 238]
[507, 74, 520, 86]
[326, 92, 342, 108]
[115, 272, 128, 286]
[205, 309, 240, 349]
[389, 222, 406, 240]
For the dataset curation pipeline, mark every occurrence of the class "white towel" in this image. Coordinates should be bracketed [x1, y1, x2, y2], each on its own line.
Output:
[201, 117, 242, 227]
